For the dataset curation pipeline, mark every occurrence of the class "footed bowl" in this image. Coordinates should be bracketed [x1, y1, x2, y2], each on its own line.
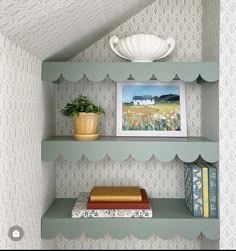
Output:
[109, 34, 175, 62]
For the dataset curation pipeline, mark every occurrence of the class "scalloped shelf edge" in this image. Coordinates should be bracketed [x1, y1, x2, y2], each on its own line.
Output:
[41, 62, 219, 83]
[41, 136, 219, 163]
[46, 73, 218, 83]
[53, 73, 166, 83]
[42, 153, 219, 163]
[41, 230, 219, 241]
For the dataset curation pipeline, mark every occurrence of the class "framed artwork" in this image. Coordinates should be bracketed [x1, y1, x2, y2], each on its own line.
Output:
[116, 80, 187, 137]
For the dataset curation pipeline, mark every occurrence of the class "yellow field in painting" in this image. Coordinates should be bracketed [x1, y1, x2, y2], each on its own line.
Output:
[123, 103, 180, 115]
[122, 103, 181, 131]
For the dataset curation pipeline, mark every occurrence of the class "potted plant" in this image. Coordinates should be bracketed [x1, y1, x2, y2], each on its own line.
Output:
[61, 95, 105, 140]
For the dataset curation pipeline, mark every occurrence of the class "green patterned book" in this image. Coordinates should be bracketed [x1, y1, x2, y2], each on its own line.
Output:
[184, 163, 203, 216]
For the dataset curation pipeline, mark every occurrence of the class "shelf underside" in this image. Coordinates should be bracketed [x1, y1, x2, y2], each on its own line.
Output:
[41, 198, 219, 240]
[41, 136, 219, 162]
[42, 62, 219, 83]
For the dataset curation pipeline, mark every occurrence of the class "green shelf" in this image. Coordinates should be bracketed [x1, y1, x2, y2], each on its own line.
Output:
[41, 136, 219, 162]
[41, 62, 219, 83]
[41, 198, 219, 240]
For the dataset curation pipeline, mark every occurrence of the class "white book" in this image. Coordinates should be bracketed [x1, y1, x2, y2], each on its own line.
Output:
[72, 192, 152, 218]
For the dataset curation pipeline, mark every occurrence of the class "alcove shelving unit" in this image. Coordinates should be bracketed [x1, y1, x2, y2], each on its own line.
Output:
[41, 61, 220, 241]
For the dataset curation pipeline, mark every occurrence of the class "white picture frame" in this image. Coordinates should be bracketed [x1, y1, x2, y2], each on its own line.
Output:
[116, 80, 187, 137]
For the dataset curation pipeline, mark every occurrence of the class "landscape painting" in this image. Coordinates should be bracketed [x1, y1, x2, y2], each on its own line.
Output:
[116, 81, 187, 137]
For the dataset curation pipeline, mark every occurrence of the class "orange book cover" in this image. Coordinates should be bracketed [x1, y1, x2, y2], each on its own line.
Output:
[87, 189, 150, 209]
[89, 186, 142, 201]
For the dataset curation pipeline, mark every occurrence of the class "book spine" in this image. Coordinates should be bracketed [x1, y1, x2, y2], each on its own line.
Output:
[72, 208, 153, 218]
[87, 203, 150, 209]
[184, 164, 189, 211]
[191, 165, 203, 216]
[190, 164, 195, 215]
[90, 195, 142, 201]
[184, 163, 203, 216]
[201, 165, 209, 217]
[184, 163, 194, 215]
[208, 165, 217, 217]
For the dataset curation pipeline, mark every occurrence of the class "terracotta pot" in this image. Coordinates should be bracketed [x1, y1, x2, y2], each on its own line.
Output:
[73, 112, 99, 135]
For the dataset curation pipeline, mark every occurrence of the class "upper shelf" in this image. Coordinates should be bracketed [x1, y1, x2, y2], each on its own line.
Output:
[41, 62, 219, 83]
[41, 136, 219, 162]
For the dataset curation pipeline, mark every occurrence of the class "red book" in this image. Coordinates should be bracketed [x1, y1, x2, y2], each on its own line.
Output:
[87, 189, 150, 209]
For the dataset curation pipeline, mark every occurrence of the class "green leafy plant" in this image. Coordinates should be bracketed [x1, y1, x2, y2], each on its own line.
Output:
[61, 95, 105, 117]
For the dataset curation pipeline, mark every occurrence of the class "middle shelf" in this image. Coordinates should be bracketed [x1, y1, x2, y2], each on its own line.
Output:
[41, 136, 219, 162]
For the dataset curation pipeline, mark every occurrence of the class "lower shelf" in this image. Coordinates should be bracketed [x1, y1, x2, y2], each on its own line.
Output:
[41, 198, 219, 240]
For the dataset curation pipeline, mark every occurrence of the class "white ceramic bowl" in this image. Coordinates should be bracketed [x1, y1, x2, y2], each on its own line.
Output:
[109, 34, 175, 62]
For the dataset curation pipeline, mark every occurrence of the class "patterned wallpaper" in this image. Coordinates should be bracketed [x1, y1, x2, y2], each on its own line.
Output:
[202, 0, 220, 62]
[201, 0, 219, 142]
[0, 0, 154, 60]
[0, 33, 56, 249]
[56, 0, 203, 249]
[219, 0, 236, 249]
[55, 234, 201, 250]
[72, 0, 202, 63]
[200, 1, 220, 249]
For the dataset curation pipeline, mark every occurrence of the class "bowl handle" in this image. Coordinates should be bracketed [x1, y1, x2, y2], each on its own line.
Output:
[156, 38, 175, 60]
[109, 36, 130, 60]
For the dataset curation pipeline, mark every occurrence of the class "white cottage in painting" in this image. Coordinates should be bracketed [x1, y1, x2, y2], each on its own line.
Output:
[133, 95, 155, 105]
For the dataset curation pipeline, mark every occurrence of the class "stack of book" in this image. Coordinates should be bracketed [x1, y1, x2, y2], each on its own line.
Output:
[184, 161, 217, 218]
[72, 186, 152, 218]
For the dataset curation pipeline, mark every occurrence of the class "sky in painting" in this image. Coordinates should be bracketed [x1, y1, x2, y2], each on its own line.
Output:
[122, 83, 180, 103]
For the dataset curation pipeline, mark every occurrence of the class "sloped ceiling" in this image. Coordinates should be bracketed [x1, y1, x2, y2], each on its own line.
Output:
[0, 0, 154, 61]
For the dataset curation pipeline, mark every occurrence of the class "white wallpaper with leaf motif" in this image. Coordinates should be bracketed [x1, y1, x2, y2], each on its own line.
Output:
[200, 1, 219, 249]
[0, 0, 155, 60]
[201, 0, 219, 143]
[219, 0, 236, 249]
[72, 0, 202, 63]
[55, 0, 203, 249]
[0, 33, 56, 249]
